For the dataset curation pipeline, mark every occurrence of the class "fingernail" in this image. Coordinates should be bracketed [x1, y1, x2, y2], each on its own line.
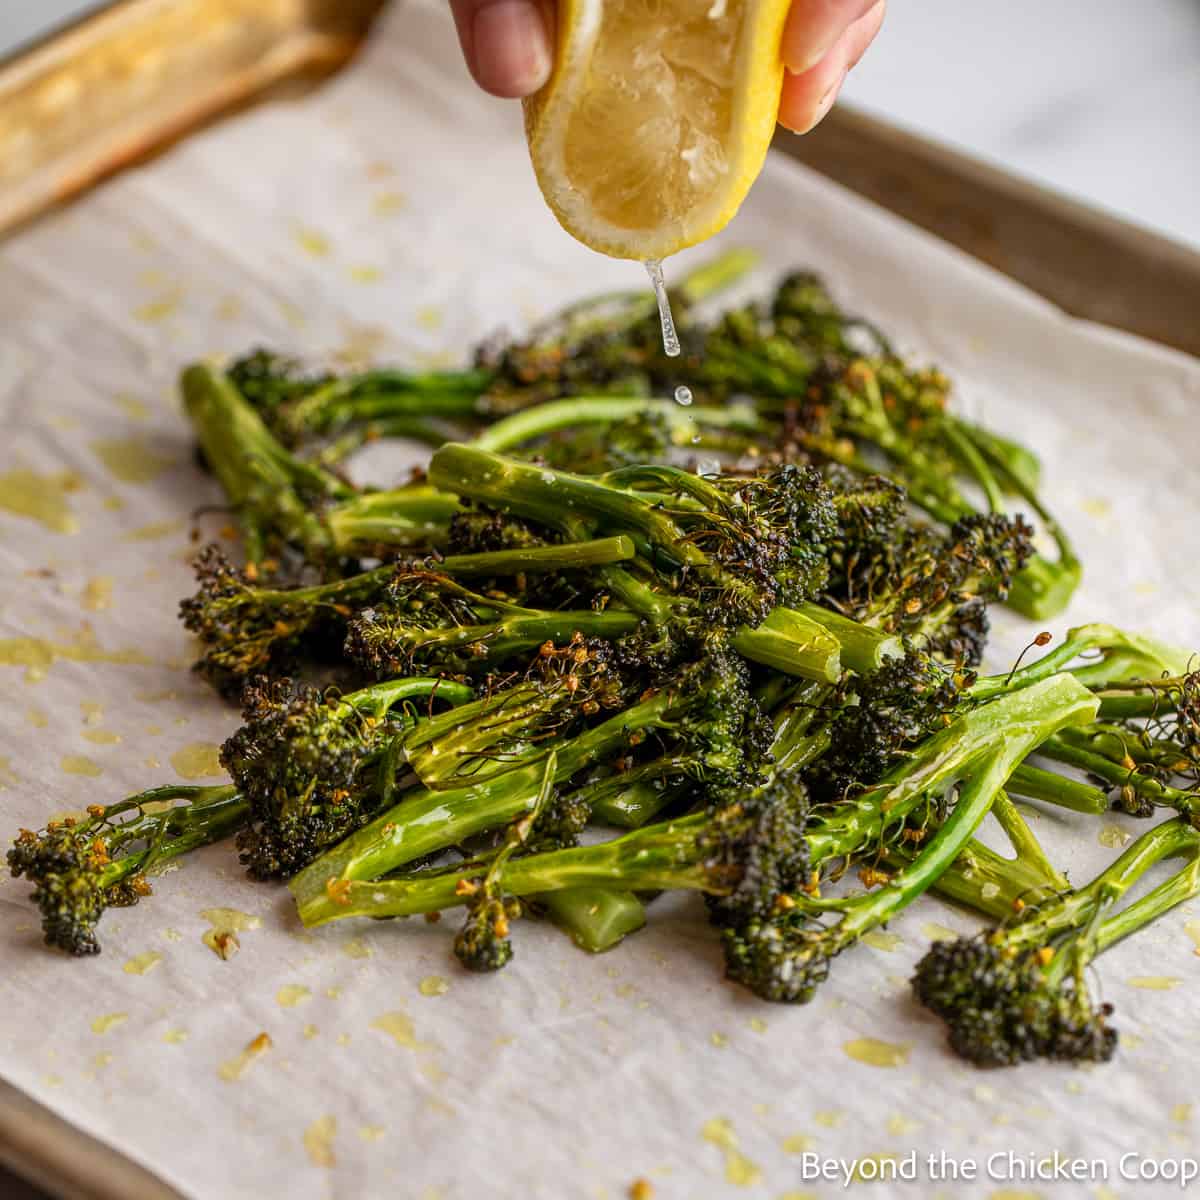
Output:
[473, 0, 552, 97]
[818, 68, 847, 108]
[786, 30, 840, 76]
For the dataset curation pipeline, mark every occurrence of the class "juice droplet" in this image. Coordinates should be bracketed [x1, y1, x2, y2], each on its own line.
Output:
[276, 984, 312, 1008]
[644, 259, 680, 358]
[843, 1037, 911, 1068]
[1185, 919, 1200, 955]
[170, 742, 225, 780]
[700, 1118, 761, 1187]
[371, 1010, 430, 1050]
[674, 384, 693, 406]
[303, 1115, 337, 1167]
[91, 1012, 128, 1035]
[419, 975, 449, 997]
[123, 951, 162, 976]
[1128, 975, 1181, 990]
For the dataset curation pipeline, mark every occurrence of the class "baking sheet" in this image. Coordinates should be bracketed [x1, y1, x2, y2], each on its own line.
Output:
[2, 3, 1200, 1198]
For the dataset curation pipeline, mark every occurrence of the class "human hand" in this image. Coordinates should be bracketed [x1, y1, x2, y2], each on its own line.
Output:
[778, 0, 886, 133]
[448, 0, 883, 132]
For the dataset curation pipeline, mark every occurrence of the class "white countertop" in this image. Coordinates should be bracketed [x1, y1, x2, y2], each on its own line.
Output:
[2, 0, 1197, 248]
[841, 0, 1200, 249]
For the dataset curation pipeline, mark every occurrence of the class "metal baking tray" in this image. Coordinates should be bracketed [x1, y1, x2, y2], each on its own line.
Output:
[1, 4, 1199, 1198]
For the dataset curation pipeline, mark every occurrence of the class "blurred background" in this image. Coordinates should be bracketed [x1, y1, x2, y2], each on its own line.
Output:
[2, 0, 1198, 247]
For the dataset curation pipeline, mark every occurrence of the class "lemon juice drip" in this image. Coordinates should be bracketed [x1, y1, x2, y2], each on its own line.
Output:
[643, 259, 680, 357]
[674, 385, 693, 405]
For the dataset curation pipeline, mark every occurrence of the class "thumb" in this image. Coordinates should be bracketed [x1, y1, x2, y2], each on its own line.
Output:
[449, 0, 553, 98]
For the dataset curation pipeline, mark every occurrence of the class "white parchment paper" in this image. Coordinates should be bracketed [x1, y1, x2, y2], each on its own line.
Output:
[2, 4, 1200, 1198]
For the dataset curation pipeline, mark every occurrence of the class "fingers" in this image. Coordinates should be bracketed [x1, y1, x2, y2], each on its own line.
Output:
[781, 0, 878, 74]
[449, 0, 553, 98]
[778, 0, 885, 133]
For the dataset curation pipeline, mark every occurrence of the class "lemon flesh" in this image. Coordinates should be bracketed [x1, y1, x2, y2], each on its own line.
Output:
[525, 0, 789, 260]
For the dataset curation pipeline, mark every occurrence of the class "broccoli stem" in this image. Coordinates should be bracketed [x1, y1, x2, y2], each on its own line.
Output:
[1006, 763, 1110, 815]
[916, 836, 1061, 918]
[968, 623, 1188, 702]
[437, 535, 636, 575]
[1036, 735, 1200, 818]
[294, 674, 1098, 927]
[786, 603, 901, 674]
[291, 686, 702, 923]
[790, 744, 1008, 949]
[805, 674, 1099, 867]
[998, 817, 1200, 960]
[323, 487, 461, 553]
[1091, 834, 1200, 955]
[98, 785, 249, 882]
[375, 607, 642, 680]
[989, 790, 1071, 891]
[429, 443, 911, 682]
[182, 365, 353, 561]
[729, 608, 843, 682]
[578, 757, 698, 827]
[472, 396, 759, 454]
[961, 427, 1081, 620]
[537, 888, 647, 952]
[429, 444, 709, 569]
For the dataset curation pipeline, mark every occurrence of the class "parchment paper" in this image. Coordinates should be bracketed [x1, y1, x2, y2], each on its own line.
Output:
[2, 4, 1200, 1198]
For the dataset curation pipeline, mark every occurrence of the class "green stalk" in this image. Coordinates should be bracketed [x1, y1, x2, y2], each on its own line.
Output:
[79, 786, 249, 891]
[537, 888, 647, 953]
[429, 444, 705, 569]
[437, 535, 636, 575]
[580, 759, 697, 827]
[473, 397, 759, 453]
[370, 606, 641, 680]
[182, 364, 353, 560]
[1006, 762, 1109, 815]
[324, 487, 460, 553]
[968, 624, 1187, 702]
[908, 836, 1061, 919]
[1037, 735, 1200, 817]
[730, 608, 842, 682]
[295, 675, 1098, 927]
[788, 603, 901, 673]
[997, 817, 1200, 958]
[990, 790, 1070, 890]
[788, 744, 1008, 949]
[1092, 832, 1200, 954]
[963, 429, 1081, 619]
[291, 687, 697, 924]
[805, 674, 1099, 866]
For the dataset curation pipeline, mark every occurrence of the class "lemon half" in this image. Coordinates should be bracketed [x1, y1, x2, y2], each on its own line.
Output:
[525, 0, 789, 260]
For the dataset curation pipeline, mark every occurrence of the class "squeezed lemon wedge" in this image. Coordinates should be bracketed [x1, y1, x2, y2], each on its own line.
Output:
[524, 0, 790, 259]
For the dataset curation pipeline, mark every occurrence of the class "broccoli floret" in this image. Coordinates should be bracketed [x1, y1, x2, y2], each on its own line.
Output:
[912, 933, 1116, 1067]
[8, 788, 248, 955]
[224, 675, 473, 879]
[454, 888, 518, 972]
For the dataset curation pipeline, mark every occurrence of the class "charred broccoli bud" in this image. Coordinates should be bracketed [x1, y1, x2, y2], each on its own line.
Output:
[808, 649, 964, 805]
[180, 546, 392, 698]
[446, 505, 551, 555]
[914, 817, 1200, 1066]
[912, 933, 1116, 1067]
[8, 788, 248, 955]
[224, 676, 473, 879]
[454, 889, 517, 972]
